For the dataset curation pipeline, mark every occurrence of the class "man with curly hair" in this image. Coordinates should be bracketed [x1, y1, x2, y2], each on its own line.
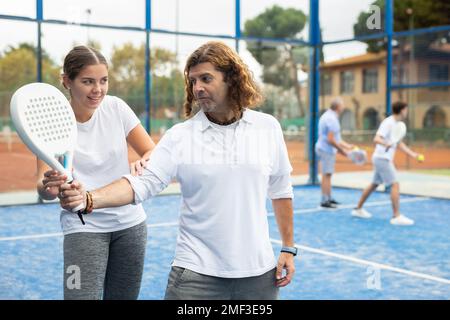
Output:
[59, 41, 296, 300]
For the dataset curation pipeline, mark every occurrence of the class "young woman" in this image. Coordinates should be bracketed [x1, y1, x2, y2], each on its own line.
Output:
[36, 45, 155, 299]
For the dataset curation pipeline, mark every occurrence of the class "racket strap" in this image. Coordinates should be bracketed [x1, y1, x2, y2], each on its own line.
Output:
[77, 211, 86, 225]
[75, 191, 94, 225]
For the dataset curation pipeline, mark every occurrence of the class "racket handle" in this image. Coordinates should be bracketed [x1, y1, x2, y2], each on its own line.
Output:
[72, 202, 85, 212]
[66, 179, 87, 224]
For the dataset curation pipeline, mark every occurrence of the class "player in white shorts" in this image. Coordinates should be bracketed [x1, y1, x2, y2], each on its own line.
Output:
[351, 101, 424, 226]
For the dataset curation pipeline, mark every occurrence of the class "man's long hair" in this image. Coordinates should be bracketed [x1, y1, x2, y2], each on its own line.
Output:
[183, 41, 263, 118]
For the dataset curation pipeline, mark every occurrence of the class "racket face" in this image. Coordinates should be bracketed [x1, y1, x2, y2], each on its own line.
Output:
[10, 83, 77, 157]
[349, 149, 367, 165]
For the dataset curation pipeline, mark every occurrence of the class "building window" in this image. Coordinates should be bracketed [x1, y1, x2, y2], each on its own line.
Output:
[363, 108, 380, 130]
[340, 71, 354, 94]
[362, 68, 378, 93]
[423, 105, 447, 128]
[340, 109, 356, 131]
[320, 73, 332, 95]
[429, 64, 449, 91]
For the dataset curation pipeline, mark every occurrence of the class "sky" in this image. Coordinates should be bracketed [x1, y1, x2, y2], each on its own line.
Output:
[0, 0, 375, 80]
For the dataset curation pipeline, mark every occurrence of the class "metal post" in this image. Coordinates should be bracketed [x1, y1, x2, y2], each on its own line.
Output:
[175, 0, 179, 56]
[385, 0, 393, 116]
[86, 8, 92, 43]
[407, 8, 415, 127]
[145, 0, 152, 133]
[36, 0, 43, 82]
[235, 0, 241, 52]
[307, 0, 320, 185]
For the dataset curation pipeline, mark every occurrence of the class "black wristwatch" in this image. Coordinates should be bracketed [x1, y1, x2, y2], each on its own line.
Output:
[281, 246, 298, 256]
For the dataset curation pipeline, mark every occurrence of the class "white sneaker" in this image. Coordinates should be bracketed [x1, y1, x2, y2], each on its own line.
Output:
[351, 208, 372, 219]
[390, 214, 415, 226]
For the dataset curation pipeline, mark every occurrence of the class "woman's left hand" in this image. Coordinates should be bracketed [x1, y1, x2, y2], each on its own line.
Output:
[130, 158, 149, 176]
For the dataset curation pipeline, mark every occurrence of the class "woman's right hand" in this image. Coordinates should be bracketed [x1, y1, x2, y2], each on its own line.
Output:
[41, 170, 67, 198]
[59, 180, 86, 211]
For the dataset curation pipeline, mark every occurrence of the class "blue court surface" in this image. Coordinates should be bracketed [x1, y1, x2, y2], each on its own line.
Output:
[0, 185, 449, 300]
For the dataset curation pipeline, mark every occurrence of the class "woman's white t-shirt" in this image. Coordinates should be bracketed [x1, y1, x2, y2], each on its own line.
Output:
[60, 95, 146, 235]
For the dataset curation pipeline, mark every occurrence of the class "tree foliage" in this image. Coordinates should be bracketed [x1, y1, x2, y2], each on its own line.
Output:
[0, 42, 185, 120]
[244, 5, 308, 117]
[0, 43, 60, 117]
[354, 0, 450, 53]
[108, 43, 184, 117]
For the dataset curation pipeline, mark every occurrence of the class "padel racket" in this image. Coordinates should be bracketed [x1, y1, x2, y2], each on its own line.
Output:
[10, 83, 86, 224]
[348, 147, 367, 165]
[386, 121, 406, 152]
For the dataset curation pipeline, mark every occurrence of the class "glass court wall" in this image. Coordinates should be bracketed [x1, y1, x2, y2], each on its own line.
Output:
[1, 0, 449, 203]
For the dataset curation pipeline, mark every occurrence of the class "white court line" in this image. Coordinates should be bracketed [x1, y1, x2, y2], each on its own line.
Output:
[0, 222, 179, 242]
[0, 197, 430, 241]
[0, 232, 63, 241]
[2, 215, 449, 285]
[271, 239, 450, 285]
[146, 222, 179, 228]
[268, 196, 430, 216]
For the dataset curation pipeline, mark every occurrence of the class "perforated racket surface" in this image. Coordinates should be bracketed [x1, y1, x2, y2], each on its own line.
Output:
[348, 149, 367, 165]
[10, 82, 85, 216]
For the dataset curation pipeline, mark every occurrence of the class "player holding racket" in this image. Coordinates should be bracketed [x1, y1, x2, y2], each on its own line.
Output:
[36, 46, 155, 299]
[352, 101, 424, 225]
[315, 97, 357, 209]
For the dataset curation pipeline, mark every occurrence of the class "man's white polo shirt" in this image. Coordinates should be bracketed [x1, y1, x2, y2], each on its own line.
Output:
[124, 108, 293, 278]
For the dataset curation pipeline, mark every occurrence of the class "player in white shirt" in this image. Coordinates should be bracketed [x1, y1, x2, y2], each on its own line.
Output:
[59, 41, 296, 300]
[351, 101, 424, 225]
[37, 46, 155, 299]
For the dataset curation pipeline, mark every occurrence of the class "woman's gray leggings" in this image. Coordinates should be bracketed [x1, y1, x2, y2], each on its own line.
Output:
[63, 221, 147, 300]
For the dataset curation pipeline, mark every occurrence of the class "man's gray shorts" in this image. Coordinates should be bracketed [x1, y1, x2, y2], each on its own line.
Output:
[164, 266, 279, 300]
[316, 149, 336, 174]
[372, 157, 397, 186]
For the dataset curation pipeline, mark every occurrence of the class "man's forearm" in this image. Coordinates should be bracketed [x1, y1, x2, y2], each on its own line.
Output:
[399, 142, 416, 158]
[91, 178, 135, 209]
[327, 137, 344, 154]
[333, 141, 347, 156]
[339, 140, 353, 149]
[272, 198, 294, 246]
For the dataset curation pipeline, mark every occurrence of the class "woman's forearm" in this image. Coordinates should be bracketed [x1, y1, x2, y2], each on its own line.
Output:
[36, 181, 56, 200]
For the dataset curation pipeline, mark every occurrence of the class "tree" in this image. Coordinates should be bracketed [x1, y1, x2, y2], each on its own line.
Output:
[0, 43, 60, 117]
[108, 43, 184, 119]
[354, 0, 450, 53]
[244, 5, 308, 117]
